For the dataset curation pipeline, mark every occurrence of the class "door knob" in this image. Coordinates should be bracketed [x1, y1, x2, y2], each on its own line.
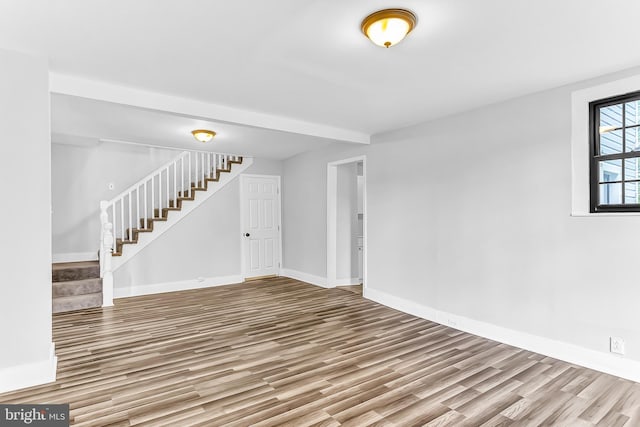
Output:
[244, 233, 250, 237]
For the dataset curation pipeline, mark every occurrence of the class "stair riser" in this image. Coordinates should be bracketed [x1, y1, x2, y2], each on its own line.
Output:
[53, 278, 102, 298]
[52, 266, 100, 282]
[53, 293, 102, 313]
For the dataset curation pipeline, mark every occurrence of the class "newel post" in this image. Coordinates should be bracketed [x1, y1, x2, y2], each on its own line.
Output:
[99, 200, 109, 277]
[102, 222, 114, 307]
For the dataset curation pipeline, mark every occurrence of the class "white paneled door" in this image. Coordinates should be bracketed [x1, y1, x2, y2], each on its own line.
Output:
[241, 175, 281, 279]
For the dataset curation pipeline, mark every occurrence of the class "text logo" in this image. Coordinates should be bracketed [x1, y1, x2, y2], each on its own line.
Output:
[0, 405, 69, 426]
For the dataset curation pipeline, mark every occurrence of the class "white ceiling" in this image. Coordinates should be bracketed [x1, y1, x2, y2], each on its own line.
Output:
[3, 0, 640, 155]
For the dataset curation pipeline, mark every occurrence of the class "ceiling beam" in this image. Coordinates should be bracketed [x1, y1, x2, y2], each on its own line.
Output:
[49, 73, 370, 144]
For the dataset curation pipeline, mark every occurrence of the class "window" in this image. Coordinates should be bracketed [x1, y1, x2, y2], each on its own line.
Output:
[590, 91, 640, 212]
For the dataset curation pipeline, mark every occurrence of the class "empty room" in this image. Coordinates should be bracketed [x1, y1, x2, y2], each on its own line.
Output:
[2, 1, 640, 425]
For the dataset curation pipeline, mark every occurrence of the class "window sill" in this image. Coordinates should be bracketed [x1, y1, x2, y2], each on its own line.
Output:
[571, 211, 640, 217]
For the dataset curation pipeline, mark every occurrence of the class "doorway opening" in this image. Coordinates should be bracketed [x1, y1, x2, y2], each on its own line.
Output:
[327, 156, 366, 293]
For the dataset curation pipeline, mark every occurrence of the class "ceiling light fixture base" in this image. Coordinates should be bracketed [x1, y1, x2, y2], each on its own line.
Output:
[191, 129, 216, 143]
[361, 8, 417, 48]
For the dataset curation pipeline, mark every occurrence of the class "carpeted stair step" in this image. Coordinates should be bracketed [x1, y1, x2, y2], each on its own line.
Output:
[53, 293, 103, 313]
[52, 261, 99, 282]
[52, 261, 103, 313]
[53, 278, 102, 298]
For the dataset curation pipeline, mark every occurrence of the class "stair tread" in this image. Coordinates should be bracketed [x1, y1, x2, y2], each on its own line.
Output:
[53, 292, 102, 301]
[53, 277, 101, 285]
[52, 261, 98, 270]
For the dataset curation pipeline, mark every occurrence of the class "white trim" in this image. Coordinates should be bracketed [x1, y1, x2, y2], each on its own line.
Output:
[111, 158, 253, 271]
[114, 275, 243, 298]
[49, 73, 370, 144]
[571, 73, 640, 216]
[239, 174, 283, 280]
[327, 165, 337, 285]
[365, 287, 640, 383]
[100, 138, 243, 157]
[0, 343, 57, 394]
[334, 278, 362, 286]
[328, 155, 369, 167]
[327, 156, 367, 289]
[52, 252, 98, 263]
[280, 268, 330, 288]
[571, 212, 640, 217]
[362, 160, 368, 294]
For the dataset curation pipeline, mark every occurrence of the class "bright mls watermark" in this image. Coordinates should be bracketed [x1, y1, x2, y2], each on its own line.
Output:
[0, 404, 69, 426]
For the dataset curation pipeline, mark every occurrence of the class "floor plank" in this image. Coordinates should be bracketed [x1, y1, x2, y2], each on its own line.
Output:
[0, 277, 638, 426]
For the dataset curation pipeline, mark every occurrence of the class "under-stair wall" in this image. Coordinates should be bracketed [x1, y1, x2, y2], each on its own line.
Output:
[112, 178, 242, 296]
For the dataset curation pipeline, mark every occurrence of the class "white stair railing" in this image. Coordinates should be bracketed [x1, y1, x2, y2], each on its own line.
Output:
[98, 150, 242, 302]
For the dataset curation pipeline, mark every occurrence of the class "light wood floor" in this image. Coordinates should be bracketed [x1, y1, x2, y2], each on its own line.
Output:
[1, 277, 639, 426]
[336, 284, 363, 296]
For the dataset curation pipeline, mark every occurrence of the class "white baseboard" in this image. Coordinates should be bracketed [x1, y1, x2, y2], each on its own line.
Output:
[0, 343, 57, 394]
[334, 277, 362, 286]
[280, 268, 330, 288]
[364, 287, 640, 384]
[52, 252, 98, 263]
[114, 274, 243, 298]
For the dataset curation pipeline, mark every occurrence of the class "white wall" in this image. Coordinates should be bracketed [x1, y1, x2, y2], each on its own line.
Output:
[368, 72, 640, 361]
[282, 67, 640, 378]
[0, 49, 54, 391]
[282, 144, 364, 278]
[52, 141, 182, 258]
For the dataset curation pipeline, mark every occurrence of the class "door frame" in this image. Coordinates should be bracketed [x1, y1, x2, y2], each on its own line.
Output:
[327, 155, 367, 289]
[239, 174, 283, 280]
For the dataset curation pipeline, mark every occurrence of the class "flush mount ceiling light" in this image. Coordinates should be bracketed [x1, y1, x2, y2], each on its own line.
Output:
[361, 8, 417, 48]
[191, 129, 216, 143]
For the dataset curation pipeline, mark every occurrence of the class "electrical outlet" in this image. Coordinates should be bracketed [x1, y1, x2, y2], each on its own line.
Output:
[610, 337, 625, 355]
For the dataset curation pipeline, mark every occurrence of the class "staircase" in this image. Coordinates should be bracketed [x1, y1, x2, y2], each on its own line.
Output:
[52, 261, 102, 313]
[109, 155, 244, 256]
[98, 150, 252, 304]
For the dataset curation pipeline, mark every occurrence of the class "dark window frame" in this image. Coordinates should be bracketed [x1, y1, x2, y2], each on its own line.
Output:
[589, 91, 640, 212]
